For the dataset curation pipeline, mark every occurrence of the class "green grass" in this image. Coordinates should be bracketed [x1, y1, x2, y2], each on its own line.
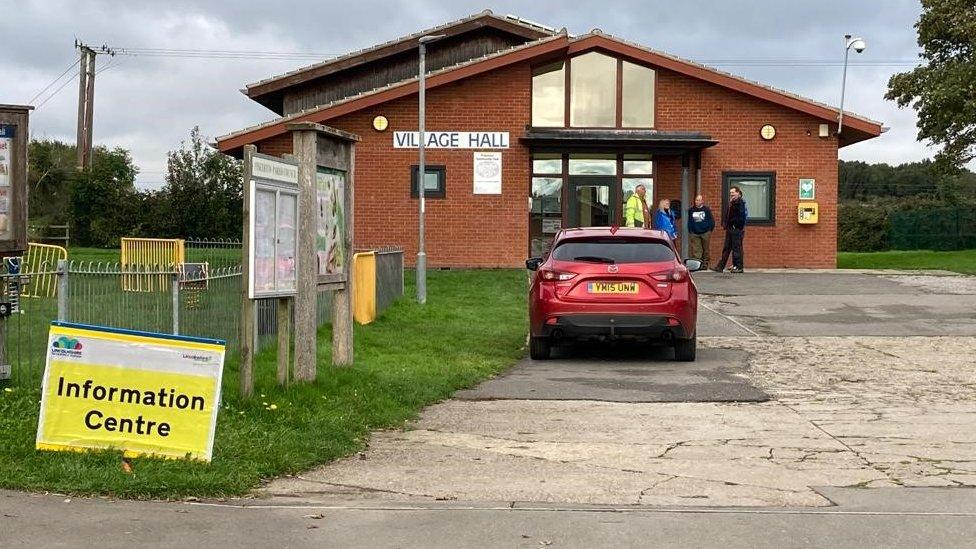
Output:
[837, 249, 976, 275]
[0, 269, 527, 499]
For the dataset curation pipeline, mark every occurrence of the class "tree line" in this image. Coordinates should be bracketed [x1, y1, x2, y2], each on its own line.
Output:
[838, 160, 976, 252]
[29, 127, 242, 247]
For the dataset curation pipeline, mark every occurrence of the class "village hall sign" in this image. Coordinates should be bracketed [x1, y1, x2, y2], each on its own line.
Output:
[393, 131, 509, 149]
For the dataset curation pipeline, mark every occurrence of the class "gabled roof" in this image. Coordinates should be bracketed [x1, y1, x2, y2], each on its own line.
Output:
[244, 10, 556, 110]
[217, 34, 568, 154]
[217, 29, 883, 155]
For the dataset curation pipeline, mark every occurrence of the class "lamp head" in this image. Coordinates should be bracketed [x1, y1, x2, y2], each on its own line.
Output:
[847, 37, 866, 53]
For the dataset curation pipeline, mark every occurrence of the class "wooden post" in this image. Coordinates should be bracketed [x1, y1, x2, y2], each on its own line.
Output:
[239, 145, 256, 398]
[332, 142, 354, 366]
[76, 47, 89, 169]
[277, 297, 290, 386]
[292, 129, 318, 382]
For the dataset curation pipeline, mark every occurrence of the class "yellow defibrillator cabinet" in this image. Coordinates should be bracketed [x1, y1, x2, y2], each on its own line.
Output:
[798, 202, 819, 224]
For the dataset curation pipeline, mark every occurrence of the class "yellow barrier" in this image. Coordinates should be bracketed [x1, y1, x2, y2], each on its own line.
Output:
[23, 242, 68, 298]
[120, 238, 185, 292]
[352, 251, 376, 324]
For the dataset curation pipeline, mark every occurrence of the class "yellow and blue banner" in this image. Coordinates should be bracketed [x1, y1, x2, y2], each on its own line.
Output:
[36, 322, 225, 461]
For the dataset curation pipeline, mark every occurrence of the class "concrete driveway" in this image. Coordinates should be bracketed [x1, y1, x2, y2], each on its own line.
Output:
[263, 270, 976, 508]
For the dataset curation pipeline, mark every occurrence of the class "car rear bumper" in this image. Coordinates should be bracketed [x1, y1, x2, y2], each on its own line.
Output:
[540, 313, 690, 341]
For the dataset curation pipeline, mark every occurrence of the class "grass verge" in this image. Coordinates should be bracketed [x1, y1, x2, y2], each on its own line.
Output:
[0, 269, 527, 498]
[837, 249, 976, 275]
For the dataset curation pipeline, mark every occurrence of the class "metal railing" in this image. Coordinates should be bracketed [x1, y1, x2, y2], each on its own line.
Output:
[2, 245, 403, 388]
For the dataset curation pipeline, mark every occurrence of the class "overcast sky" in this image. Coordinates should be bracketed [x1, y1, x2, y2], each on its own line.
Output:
[2, 0, 942, 188]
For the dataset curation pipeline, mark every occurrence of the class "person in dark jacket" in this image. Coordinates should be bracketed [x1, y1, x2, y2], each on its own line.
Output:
[712, 186, 747, 273]
[652, 198, 677, 243]
[687, 194, 715, 269]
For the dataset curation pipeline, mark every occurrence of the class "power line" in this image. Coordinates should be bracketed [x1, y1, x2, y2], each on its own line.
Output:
[27, 58, 81, 105]
[102, 44, 922, 66]
[33, 72, 79, 111]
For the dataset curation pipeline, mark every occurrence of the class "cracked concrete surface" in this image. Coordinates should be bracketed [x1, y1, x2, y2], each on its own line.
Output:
[264, 336, 976, 507]
[262, 272, 976, 509]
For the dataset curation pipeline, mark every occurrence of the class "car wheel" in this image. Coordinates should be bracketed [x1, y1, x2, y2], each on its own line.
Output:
[673, 336, 696, 362]
[529, 336, 551, 360]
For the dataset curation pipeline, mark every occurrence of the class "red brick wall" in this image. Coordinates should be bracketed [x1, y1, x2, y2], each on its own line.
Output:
[258, 63, 531, 268]
[255, 59, 841, 269]
[654, 68, 839, 268]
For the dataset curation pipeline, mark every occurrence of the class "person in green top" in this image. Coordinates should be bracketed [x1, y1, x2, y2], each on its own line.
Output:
[624, 184, 650, 228]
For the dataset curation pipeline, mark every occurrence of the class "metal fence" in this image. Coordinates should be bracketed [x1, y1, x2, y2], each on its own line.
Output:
[374, 247, 405, 314]
[2, 246, 404, 388]
[890, 208, 976, 251]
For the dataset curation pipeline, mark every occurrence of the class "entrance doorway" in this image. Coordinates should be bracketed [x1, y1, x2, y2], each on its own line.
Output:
[568, 176, 615, 227]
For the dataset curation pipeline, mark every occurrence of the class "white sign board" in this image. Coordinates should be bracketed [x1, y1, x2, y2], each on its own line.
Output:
[252, 155, 298, 183]
[473, 152, 502, 194]
[249, 154, 299, 299]
[393, 131, 509, 149]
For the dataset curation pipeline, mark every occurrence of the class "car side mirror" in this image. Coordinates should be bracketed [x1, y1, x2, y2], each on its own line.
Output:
[525, 257, 543, 271]
[683, 258, 703, 272]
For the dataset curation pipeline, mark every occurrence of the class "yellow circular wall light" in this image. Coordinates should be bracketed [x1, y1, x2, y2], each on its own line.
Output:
[372, 115, 389, 132]
[760, 124, 776, 140]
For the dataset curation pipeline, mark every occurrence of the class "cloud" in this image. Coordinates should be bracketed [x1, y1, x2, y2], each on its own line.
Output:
[2, 0, 957, 189]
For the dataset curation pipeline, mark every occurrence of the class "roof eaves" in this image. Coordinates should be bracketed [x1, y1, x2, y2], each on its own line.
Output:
[244, 10, 556, 95]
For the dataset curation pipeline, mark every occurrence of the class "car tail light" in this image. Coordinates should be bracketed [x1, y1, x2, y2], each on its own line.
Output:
[540, 269, 577, 282]
[651, 267, 688, 283]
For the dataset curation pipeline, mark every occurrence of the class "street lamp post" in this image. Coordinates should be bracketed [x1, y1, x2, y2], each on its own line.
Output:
[416, 34, 444, 305]
[838, 34, 866, 135]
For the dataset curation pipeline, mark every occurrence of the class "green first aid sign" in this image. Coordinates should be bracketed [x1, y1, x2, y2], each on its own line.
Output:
[799, 179, 815, 200]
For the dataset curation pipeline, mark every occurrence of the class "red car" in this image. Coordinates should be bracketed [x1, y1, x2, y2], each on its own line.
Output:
[526, 227, 702, 361]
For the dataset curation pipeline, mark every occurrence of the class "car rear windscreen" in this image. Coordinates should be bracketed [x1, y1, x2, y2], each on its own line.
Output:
[551, 239, 675, 264]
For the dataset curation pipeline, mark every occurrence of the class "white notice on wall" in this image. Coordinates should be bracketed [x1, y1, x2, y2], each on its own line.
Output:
[473, 152, 502, 194]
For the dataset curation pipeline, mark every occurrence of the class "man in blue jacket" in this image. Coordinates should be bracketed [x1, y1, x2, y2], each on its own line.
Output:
[652, 198, 677, 244]
[712, 186, 747, 273]
[687, 194, 715, 269]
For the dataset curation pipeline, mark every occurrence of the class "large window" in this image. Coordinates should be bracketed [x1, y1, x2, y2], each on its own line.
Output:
[622, 62, 655, 127]
[570, 52, 617, 127]
[532, 53, 656, 129]
[723, 172, 775, 225]
[531, 62, 565, 127]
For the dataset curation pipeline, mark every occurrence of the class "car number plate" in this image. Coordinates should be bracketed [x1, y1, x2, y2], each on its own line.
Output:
[587, 282, 639, 294]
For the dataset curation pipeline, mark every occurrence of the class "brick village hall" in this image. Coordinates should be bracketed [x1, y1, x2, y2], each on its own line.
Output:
[217, 11, 884, 268]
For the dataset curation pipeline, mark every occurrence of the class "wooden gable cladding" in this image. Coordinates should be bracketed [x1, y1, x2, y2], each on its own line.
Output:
[247, 12, 553, 114]
[282, 28, 527, 115]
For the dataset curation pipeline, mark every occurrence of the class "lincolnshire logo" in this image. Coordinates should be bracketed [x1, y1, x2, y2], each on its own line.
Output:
[51, 336, 83, 357]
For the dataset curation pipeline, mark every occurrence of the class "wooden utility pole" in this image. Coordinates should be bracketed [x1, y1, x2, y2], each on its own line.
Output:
[75, 43, 94, 169]
[74, 42, 115, 170]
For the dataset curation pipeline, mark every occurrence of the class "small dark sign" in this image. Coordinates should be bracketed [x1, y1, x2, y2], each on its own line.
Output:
[0, 125, 14, 138]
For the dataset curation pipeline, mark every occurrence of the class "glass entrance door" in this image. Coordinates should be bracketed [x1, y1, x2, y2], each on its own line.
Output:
[568, 176, 616, 227]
